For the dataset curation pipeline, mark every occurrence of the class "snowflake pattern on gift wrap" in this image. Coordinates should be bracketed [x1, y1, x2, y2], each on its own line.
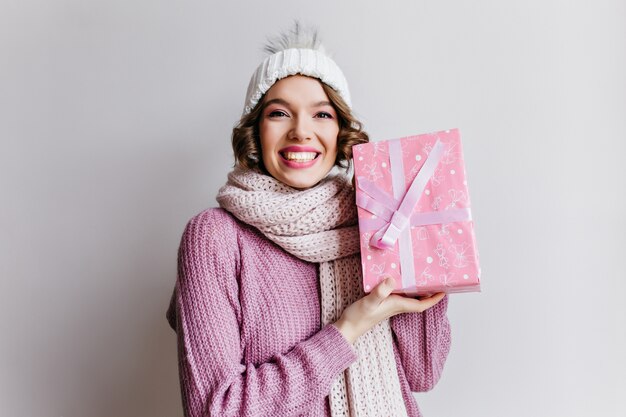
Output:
[439, 272, 456, 287]
[435, 243, 449, 269]
[370, 262, 386, 275]
[363, 161, 384, 182]
[417, 266, 434, 286]
[422, 141, 433, 156]
[445, 189, 467, 210]
[408, 162, 421, 182]
[371, 141, 388, 157]
[450, 242, 473, 268]
[440, 142, 460, 165]
[431, 195, 443, 210]
[400, 136, 423, 153]
[430, 166, 444, 187]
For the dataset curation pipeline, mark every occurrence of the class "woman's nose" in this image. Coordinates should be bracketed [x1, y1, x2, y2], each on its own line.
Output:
[288, 116, 313, 141]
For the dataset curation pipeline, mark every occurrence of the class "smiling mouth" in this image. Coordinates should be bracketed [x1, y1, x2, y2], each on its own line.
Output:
[279, 151, 320, 163]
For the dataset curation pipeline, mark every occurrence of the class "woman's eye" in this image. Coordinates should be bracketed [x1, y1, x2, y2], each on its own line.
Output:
[316, 112, 333, 119]
[268, 110, 288, 118]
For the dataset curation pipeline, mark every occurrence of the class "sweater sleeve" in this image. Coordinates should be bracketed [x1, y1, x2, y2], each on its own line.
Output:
[168, 209, 357, 417]
[389, 295, 451, 392]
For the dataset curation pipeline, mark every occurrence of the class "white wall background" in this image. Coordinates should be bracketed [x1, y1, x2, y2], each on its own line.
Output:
[1, 1, 625, 416]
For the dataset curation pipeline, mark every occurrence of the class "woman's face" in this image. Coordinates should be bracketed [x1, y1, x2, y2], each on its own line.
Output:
[258, 75, 339, 189]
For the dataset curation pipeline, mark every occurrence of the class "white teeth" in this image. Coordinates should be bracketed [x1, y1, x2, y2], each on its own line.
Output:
[282, 152, 317, 162]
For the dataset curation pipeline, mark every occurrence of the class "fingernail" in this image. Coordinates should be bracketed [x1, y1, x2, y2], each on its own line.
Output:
[385, 277, 396, 287]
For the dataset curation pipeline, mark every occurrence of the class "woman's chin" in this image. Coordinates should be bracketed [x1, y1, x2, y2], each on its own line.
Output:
[265, 161, 334, 190]
[284, 177, 320, 190]
[273, 171, 324, 190]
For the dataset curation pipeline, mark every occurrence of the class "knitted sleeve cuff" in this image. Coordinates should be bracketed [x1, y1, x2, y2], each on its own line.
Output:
[308, 324, 358, 377]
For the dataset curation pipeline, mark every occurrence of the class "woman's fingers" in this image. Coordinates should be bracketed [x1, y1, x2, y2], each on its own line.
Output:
[335, 280, 446, 343]
[416, 292, 446, 310]
[368, 276, 446, 314]
[390, 291, 446, 313]
[364, 277, 396, 308]
[416, 292, 446, 304]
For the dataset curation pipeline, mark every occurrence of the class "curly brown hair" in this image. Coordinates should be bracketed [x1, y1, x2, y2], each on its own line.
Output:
[231, 79, 369, 172]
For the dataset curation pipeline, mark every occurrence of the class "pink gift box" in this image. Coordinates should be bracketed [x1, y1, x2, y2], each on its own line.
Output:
[353, 128, 481, 296]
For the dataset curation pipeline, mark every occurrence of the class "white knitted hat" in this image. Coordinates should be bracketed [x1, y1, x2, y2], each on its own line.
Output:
[242, 23, 352, 115]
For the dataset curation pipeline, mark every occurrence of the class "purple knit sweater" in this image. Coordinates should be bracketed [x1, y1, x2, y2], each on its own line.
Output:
[166, 208, 451, 417]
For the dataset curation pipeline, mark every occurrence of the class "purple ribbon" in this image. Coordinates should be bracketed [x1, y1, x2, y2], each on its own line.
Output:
[356, 138, 472, 287]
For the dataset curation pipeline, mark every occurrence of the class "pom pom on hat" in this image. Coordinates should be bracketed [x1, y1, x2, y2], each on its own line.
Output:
[242, 21, 351, 116]
[262, 21, 326, 55]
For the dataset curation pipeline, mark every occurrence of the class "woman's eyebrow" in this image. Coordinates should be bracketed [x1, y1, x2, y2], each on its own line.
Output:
[263, 98, 290, 108]
[263, 98, 333, 109]
[311, 100, 333, 107]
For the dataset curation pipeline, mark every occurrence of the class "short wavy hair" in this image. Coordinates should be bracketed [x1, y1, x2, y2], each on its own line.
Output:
[231, 79, 369, 172]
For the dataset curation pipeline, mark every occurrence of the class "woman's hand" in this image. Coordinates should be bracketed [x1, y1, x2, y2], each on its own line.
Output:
[333, 277, 446, 344]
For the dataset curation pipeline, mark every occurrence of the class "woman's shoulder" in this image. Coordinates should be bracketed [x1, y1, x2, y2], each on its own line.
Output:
[176, 208, 246, 279]
[180, 207, 287, 262]
[181, 207, 241, 241]
[185, 206, 237, 228]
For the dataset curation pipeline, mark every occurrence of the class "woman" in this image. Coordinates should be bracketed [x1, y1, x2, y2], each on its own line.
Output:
[167, 23, 450, 417]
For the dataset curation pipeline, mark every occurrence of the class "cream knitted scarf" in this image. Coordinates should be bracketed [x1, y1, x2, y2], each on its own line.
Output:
[216, 168, 408, 417]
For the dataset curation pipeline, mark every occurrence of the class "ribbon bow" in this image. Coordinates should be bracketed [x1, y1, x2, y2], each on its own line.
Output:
[356, 139, 471, 250]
